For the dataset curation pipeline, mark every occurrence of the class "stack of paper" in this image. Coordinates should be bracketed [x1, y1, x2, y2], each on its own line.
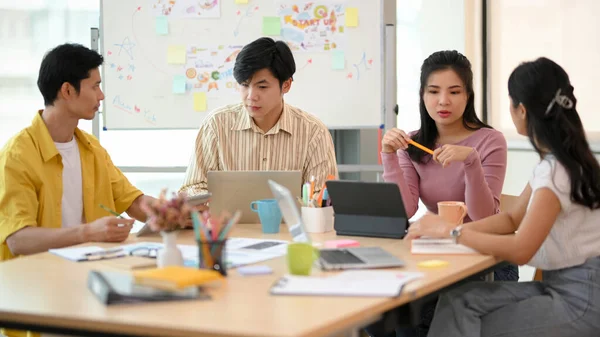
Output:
[410, 238, 478, 254]
[270, 270, 424, 297]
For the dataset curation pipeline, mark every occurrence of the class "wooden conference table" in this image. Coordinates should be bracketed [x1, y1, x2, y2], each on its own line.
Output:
[0, 224, 501, 337]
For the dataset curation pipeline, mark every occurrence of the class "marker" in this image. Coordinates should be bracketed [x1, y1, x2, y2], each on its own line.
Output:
[99, 204, 123, 218]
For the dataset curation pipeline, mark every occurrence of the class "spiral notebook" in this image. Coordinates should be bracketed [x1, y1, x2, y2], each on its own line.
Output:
[270, 270, 423, 297]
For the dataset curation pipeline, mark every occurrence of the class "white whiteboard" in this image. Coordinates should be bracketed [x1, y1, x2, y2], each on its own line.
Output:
[100, 0, 384, 130]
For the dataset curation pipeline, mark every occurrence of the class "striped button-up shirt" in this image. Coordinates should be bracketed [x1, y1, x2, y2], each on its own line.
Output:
[180, 102, 338, 196]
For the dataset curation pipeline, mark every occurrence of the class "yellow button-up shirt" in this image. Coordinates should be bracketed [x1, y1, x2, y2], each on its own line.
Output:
[0, 112, 143, 262]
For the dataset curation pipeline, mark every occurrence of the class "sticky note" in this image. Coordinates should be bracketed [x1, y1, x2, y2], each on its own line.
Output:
[417, 259, 449, 268]
[155, 16, 168, 35]
[262, 17, 281, 36]
[193, 92, 207, 111]
[172, 75, 186, 94]
[324, 239, 359, 248]
[331, 50, 345, 70]
[167, 45, 186, 64]
[235, 0, 248, 3]
[345, 7, 359, 27]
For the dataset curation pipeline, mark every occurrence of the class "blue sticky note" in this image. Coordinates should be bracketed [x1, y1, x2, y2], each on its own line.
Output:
[155, 16, 168, 35]
[172, 75, 186, 94]
[332, 50, 345, 70]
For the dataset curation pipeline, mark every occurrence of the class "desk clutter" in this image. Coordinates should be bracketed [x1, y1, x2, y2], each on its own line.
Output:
[54, 182, 471, 307]
[49, 238, 290, 268]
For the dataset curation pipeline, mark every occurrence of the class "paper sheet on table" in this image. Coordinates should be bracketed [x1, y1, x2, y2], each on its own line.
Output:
[122, 238, 288, 269]
[49, 246, 106, 261]
[270, 271, 424, 297]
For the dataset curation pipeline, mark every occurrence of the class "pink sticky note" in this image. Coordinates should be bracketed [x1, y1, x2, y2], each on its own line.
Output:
[324, 239, 360, 248]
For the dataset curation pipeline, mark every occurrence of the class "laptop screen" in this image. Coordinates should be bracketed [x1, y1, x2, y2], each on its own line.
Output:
[268, 180, 311, 243]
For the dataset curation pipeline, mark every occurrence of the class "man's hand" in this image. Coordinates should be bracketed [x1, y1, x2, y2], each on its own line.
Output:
[83, 216, 134, 242]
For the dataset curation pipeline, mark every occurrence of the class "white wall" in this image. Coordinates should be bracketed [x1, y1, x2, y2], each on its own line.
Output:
[489, 0, 600, 142]
[396, 0, 465, 133]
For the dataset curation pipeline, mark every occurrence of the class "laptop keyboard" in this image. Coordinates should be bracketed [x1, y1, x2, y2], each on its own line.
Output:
[320, 250, 365, 265]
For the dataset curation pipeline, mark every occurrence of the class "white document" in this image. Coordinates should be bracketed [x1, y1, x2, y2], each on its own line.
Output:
[225, 237, 289, 255]
[270, 271, 424, 297]
[410, 238, 478, 254]
[49, 246, 124, 262]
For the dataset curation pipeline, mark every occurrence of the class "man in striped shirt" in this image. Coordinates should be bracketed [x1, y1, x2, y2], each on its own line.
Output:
[180, 37, 338, 199]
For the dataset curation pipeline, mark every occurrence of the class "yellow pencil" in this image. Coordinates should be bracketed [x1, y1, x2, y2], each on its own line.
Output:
[408, 140, 434, 155]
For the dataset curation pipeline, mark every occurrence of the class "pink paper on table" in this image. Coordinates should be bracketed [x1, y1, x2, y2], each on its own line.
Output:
[324, 239, 360, 248]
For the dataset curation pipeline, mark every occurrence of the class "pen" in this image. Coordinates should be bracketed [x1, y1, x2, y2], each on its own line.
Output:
[321, 189, 329, 208]
[99, 204, 123, 218]
[84, 247, 124, 257]
[316, 174, 336, 207]
[302, 183, 310, 207]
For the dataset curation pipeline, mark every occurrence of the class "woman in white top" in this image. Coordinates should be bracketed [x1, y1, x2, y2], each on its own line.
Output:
[405, 57, 600, 337]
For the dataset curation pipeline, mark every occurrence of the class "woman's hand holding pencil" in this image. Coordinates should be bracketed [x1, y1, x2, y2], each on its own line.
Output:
[382, 128, 433, 155]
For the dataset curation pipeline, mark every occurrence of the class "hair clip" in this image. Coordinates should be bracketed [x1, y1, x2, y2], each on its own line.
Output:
[545, 88, 574, 115]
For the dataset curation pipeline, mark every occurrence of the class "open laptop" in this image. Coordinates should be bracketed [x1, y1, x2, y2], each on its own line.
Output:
[268, 180, 405, 271]
[325, 181, 409, 238]
[208, 171, 302, 223]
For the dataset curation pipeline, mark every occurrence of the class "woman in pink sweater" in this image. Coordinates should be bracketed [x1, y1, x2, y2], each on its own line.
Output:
[382, 50, 507, 224]
[379, 50, 516, 336]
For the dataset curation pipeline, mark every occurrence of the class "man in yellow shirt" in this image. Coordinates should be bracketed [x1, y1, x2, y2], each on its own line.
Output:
[0, 43, 156, 265]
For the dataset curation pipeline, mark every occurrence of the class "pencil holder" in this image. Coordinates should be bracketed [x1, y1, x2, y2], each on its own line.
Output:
[197, 239, 228, 276]
[301, 206, 334, 233]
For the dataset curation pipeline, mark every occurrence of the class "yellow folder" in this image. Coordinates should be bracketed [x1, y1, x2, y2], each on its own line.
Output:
[133, 266, 223, 291]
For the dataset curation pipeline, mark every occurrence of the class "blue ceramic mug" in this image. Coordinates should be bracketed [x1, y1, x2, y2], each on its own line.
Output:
[250, 199, 282, 234]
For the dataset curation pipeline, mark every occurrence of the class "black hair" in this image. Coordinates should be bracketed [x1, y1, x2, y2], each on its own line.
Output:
[37, 43, 104, 106]
[508, 57, 600, 209]
[233, 37, 296, 87]
[409, 50, 490, 163]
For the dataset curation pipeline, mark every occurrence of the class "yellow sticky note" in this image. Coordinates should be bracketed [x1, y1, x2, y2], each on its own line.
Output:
[417, 259, 449, 268]
[345, 7, 358, 27]
[235, 0, 248, 3]
[167, 45, 186, 64]
[193, 92, 207, 111]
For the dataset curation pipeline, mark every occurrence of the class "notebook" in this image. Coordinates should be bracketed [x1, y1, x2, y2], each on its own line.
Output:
[270, 270, 423, 297]
[410, 238, 478, 254]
